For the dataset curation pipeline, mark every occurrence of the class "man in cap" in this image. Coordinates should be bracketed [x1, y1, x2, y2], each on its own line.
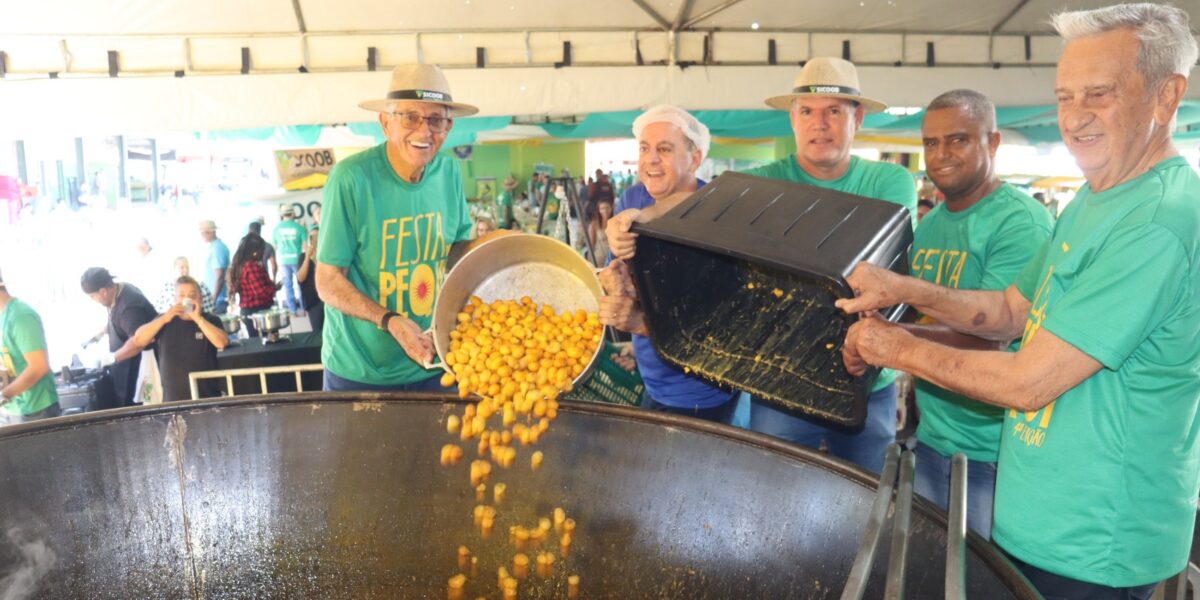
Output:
[273, 205, 308, 315]
[599, 105, 736, 422]
[0, 271, 61, 425]
[199, 219, 230, 314]
[316, 63, 493, 391]
[81, 267, 157, 407]
[840, 4, 1200, 597]
[905, 89, 1053, 538]
[611, 58, 916, 473]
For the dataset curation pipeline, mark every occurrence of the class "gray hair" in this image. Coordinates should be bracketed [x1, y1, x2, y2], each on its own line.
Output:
[1052, 3, 1198, 87]
[925, 89, 997, 133]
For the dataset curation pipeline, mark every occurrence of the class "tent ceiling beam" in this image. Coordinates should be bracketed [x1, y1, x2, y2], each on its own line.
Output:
[673, 0, 698, 31]
[990, 0, 1032, 35]
[291, 0, 308, 34]
[630, 0, 672, 30]
[682, 0, 747, 30]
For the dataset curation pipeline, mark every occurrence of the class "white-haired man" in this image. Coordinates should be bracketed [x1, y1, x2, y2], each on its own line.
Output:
[840, 4, 1200, 597]
[599, 105, 736, 422]
[316, 64, 497, 392]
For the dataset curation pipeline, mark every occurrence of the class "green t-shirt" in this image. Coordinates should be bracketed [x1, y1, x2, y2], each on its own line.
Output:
[317, 145, 472, 385]
[995, 156, 1200, 586]
[272, 219, 308, 265]
[911, 184, 1052, 462]
[743, 154, 918, 391]
[495, 190, 513, 228]
[0, 298, 58, 416]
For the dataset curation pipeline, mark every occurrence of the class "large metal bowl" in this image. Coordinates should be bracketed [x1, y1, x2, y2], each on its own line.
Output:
[429, 233, 604, 380]
[0, 394, 1039, 599]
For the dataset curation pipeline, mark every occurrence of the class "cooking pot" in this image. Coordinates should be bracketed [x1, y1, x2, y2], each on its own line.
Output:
[426, 233, 605, 384]
[249, 308, 290, 334]
[219, 314, 242, 335]
[0, 394, 1040, 599]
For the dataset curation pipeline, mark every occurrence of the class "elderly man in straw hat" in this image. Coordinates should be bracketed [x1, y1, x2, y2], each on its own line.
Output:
[609, 58, 915, 469]
[599, 105, 738, 423]
[315, 63, 488, 392]
[840, 4, 1200, 597]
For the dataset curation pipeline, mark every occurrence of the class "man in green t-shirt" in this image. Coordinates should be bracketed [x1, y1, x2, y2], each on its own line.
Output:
[316, 63, 489, 391]
[496, 175, 517, 229]
[273, 205, 308, 315]
[906, 89, 1052, 538]
[839, 5, 1199, 597]
[0, 272, 61, 425]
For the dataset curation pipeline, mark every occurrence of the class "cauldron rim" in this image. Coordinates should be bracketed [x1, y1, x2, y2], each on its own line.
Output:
[0, 392, 1041, 599]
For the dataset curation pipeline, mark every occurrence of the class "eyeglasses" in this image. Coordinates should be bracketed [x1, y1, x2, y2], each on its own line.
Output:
[389, 111, 452, 133]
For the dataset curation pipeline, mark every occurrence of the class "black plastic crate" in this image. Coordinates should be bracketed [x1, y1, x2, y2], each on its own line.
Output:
[628, 171, 912, 430]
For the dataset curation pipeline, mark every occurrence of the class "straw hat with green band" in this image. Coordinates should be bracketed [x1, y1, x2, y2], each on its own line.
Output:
[764, 57, 888, 114]
[359, 63, 479, 117]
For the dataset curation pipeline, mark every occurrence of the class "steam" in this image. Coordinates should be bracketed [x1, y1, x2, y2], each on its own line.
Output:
[0, 528, 56, 600]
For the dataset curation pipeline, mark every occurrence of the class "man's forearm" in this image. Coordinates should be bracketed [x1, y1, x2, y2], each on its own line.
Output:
[888, 336, 1041, 411]
[113, 336, 146, 362]
[212, 269, 226, 296]
[902, 280, 1018, 341]
[195, 318, 229, 350]
[316, 264, 388, 327]
[132, 314, 170, 348]
[2, 357, 49, 400]
[899, 323, 1011, 351]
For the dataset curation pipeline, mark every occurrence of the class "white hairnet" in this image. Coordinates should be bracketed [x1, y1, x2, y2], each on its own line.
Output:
[631, 105, 711, 160]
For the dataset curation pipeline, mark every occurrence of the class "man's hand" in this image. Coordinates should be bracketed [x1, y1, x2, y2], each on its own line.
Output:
[842, 315, 911, 376]
[388, 315, 435, 366]
[835, 262, 907, 315]
[164, 303, 185, 322]
[606, 209, 642, 260]
[598, 260, 637, 297]
[599, 295, 648, 336]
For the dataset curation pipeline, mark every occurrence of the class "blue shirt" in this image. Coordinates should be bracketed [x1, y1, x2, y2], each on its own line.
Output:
[613, 181, 731, 409]
[205, 239, 231, 304]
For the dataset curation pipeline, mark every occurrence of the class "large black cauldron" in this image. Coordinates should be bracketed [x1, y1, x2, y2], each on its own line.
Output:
[0, 394, 1038, 599]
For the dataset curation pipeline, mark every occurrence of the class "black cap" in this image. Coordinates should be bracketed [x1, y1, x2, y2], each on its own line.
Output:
[80, 267, 115, 294]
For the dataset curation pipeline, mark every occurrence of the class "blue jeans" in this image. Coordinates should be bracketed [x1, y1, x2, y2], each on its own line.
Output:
[0, 402, 62, 426]
[912, 441, 996, 539]
[642, 390, 736, 424]
[749, 383, 896, 475]
[1006, 553, 1158, 600]
[322, 369, 450, 393]
[280, 263, 300, 312]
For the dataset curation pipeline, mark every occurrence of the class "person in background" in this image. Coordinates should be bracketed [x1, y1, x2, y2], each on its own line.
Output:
[473, 216, 496, 240]
[497, 176, 517, 229]
[601, 105, 736, 423]
[841, 5, 1199, 597]
[249, 218, 278, 282]
[155, 257, 214, 314]
[199, 220, 230, 313]
[309, 205, 322, 230]
[917, 199, 936, 222]
[586, 198, 613, 266]
[0, 271, 61, 425]
[81, 267, 156, 407]
[296, 226, 324, 335]
[129, 236, 161, 293]
[589, 169, 615, 213]
[227, 233, 277, 337]
[273, 205, 308, 316]
[130, 275, 228, 402]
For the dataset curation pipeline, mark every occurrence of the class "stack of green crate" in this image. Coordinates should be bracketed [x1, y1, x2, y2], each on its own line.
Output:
[567, 342, 644, 407]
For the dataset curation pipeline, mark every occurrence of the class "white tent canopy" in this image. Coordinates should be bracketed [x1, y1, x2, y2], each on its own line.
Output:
[1, 0, 1197, 137]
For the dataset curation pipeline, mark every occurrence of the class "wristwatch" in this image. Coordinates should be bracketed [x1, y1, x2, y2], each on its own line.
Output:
[379, 311, 401, 331]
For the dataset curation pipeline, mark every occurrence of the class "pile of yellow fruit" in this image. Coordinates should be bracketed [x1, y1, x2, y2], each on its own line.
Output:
[439, 295, 602, 600]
